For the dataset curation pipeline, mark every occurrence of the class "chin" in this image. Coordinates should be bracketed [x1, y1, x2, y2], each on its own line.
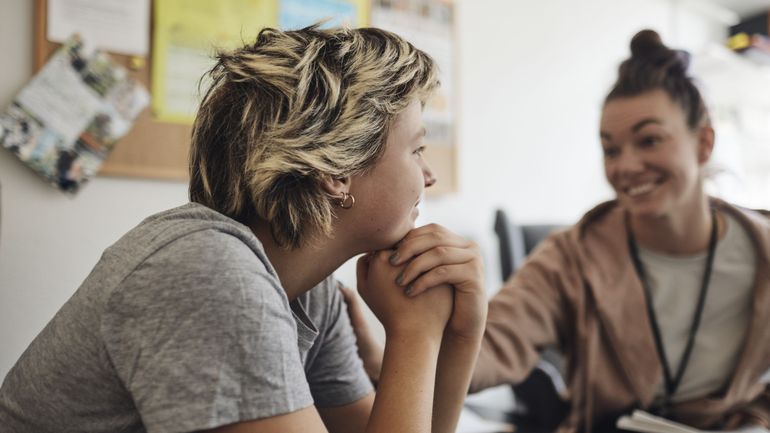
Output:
[620, 197, 668, 219]
[370, 226, 413, 251]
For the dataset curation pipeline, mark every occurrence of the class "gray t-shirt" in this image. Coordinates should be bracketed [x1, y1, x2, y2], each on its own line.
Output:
[0, 203, 372, 433]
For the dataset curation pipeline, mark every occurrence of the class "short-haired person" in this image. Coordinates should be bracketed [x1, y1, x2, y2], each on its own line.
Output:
[348, 29, 770, 433]
[0, 26, 487, 433]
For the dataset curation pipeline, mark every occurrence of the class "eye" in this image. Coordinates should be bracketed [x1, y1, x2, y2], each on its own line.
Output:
[638, 135, 662, 148]
[602, 145, 620, 159]
[413, 145, 426, 156]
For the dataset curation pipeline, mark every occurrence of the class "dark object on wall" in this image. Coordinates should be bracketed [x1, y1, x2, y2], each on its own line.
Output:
[493, 209, 570, 431]
[729, 11, 769, 38]
[728, 11, 770, 64]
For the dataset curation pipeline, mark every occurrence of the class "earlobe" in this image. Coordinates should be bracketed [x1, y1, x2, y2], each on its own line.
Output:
[697, 126, 715, 164]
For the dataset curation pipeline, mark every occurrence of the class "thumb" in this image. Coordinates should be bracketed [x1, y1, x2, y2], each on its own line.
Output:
[356, 253, 372, 290]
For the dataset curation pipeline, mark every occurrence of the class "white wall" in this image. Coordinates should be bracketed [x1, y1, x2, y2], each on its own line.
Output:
[0, 0, 189, 379]
[0, 0, 729, 378]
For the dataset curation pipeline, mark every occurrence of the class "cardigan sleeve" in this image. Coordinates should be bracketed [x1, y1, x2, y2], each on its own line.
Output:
[471, 232, 582, 393]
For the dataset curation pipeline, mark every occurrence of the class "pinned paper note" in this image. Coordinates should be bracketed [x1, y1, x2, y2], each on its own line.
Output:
[0, 35, 149, 193]
[47, 0, 150, 56]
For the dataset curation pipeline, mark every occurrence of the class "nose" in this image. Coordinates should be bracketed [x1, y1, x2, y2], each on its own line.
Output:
[613, 147, 644, 174]
[423, 164, 437, 188]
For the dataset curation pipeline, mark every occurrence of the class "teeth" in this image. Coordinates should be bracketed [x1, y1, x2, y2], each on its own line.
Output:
[627, 183, 655, 196]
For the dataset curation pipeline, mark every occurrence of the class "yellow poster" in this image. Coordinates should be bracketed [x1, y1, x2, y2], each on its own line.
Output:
[151, 0, 278, 124]
[151, 0, 370, 124]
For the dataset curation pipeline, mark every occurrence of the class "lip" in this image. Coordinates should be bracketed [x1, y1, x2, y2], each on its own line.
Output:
[626, 182, 656, 197]
[621, 176, 664, 198]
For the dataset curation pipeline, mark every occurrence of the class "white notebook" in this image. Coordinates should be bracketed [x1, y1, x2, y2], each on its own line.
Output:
[617, 410, 769, 433]
[617, 410, 702, 433]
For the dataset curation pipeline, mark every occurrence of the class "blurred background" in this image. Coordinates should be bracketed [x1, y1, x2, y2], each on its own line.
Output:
[1, 0, 769, 380]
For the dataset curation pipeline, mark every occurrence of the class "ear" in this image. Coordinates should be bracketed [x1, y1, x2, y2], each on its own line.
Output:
[696, 125, 715, 165]
[320, 174, 351, 197]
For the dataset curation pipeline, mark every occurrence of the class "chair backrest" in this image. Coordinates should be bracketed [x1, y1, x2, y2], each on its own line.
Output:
[494, 209, 563, 281]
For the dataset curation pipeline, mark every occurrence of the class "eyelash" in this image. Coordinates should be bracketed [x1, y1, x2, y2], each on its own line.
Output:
[414, 146, 426, 156]
[602, 134, 662, 158]
[603, 146, 619, 158]
[638, 135, 661, 147]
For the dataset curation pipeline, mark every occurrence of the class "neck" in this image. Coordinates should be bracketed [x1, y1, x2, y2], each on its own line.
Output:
[250, 222, 354, 301]
[629, 196, 717, 255]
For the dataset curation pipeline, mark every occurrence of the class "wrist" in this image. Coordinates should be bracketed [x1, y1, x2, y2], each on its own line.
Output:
[447, 304, 487, 341]
[443, 328, 484, 349]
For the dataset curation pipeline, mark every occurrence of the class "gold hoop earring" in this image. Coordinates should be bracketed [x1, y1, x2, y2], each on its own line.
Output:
[338, 192, 355, 209]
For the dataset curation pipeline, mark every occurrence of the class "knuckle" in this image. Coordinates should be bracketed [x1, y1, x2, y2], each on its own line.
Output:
[400, 264, 414, 281]
[375, 250, 391, 262]
[411, 282, 424, 293]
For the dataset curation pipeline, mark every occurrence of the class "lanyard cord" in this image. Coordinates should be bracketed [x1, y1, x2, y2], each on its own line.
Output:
[626, 208, 718, 402]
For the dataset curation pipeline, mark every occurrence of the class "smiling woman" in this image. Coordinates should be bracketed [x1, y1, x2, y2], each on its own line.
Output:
[465, 29, 770, 433]
[600, 89, 715, 248]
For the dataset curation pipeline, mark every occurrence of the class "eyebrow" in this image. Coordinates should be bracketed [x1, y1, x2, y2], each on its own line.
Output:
[600, 117, 663, 140]
[631, 118, 663, 132]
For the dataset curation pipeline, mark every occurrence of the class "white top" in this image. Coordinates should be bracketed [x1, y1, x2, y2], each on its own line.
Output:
[639, 213, 756, 404]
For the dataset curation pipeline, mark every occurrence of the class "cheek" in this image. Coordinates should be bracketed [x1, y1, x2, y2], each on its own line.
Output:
[393, 163, 423, 195]
[603, 161, 617, 184]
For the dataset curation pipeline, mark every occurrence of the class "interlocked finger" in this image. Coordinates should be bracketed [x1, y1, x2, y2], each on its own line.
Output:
[390, 225, 473, 266]
[405, 263, 476, 297]
[395, 246, 476, 288]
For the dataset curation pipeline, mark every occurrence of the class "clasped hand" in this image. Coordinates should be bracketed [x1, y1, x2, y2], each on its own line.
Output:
[356, 224, 487, 342]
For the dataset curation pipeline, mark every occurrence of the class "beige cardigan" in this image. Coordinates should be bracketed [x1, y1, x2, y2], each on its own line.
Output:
[472, 199, 770, 433]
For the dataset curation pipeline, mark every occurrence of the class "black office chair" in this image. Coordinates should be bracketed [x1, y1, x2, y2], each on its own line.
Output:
[493, 209, 570, 431]
[494, 210, 564, 281]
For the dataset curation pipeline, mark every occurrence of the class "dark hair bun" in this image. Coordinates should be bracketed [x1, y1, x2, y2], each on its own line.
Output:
[630, 29, 664, 57]
[629, 29, 690, 75]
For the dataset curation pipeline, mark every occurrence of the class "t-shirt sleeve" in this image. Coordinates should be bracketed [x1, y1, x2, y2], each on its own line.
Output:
[101, 230, 313, 433]
[305, 279, 374, 408]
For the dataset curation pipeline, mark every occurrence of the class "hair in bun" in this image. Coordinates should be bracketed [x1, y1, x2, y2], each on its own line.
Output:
[630, 29, 664, 56]
[605, 29, 709, 129]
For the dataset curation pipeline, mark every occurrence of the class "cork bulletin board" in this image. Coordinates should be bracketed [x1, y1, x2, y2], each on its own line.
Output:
[33, 0, 458, 193]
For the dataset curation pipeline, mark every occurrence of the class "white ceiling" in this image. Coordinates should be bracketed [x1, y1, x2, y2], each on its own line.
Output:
[707, 0, 770, 19]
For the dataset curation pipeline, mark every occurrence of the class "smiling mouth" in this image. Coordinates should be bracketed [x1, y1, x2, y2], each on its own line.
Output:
[623, 177, 664, 197]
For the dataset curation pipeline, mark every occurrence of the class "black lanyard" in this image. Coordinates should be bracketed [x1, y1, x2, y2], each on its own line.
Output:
[626, 208, 718, 403]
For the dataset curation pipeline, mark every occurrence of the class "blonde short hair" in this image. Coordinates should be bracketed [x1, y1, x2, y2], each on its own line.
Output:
[189, 25, 439, 248]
